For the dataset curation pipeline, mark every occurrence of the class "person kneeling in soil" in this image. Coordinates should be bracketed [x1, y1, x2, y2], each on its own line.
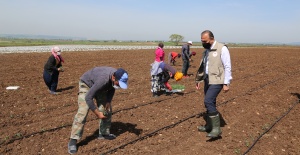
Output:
[68, 67, 128, 154]
[150, 61, 183, 97]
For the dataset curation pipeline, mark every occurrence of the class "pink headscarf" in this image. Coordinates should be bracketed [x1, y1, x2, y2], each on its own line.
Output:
[51, 46, 64, 63]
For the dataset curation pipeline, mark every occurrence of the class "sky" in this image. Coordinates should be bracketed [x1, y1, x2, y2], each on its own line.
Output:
[1, 0, 300, 43]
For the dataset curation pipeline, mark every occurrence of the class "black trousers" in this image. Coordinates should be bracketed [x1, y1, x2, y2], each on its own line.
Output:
[182, 60, 190, 76]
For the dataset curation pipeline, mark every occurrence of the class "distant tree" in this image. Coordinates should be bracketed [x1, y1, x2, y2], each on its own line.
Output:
[169, 34, 184, 46]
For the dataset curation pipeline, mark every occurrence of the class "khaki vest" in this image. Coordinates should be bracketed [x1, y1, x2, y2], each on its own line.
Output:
[195, 41, 225, 84]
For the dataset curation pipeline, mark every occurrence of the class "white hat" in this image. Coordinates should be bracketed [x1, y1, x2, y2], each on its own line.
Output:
[188, 41, 193, 45]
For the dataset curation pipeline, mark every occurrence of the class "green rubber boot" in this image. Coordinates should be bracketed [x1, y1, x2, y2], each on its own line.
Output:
[198, 114, 212, 132]
[207, 114, 222, 138]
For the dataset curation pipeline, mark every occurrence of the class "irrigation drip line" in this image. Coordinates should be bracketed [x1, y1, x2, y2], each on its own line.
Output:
[99, 94, 239, 155]
[0, 124, 69, 145]
[242, 98, 300, 155]
[2, 70, 299, 147]
[113, 90, 196, 114]
[0, 91, 196, 146]
[100, 111, 206, 155]
[99, 71, 300, 154]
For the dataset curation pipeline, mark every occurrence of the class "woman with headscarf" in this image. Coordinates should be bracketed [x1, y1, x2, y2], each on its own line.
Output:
[43, 46, 65, 94]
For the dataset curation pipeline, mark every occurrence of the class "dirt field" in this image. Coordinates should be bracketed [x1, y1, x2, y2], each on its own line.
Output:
[0, 47, 300, 155]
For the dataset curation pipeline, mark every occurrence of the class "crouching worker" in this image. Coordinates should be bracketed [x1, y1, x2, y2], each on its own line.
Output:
[190, 51, 196, 58]
[150, 61, 183, 97]
[189, 51, 197, 62]
[168, 52, 181, 66]
[68, 67, 128, 154]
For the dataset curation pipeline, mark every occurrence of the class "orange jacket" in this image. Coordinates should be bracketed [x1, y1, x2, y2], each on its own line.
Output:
[171, 52, 178, 59]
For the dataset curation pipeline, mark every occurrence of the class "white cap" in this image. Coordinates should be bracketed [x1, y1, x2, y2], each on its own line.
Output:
[188, 41, 193, 45]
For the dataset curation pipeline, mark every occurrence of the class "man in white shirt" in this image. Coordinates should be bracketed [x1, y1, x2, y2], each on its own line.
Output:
[195, 30, 232, 138]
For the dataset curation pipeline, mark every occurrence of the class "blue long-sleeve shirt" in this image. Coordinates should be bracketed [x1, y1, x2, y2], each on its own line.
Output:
[80, 67, 116, 111]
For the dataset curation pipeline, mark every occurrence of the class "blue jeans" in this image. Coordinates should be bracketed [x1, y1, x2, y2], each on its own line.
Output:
[182, 60, 190, 76]
[203, 77, 223, 114]
[43, 70, 59, 92]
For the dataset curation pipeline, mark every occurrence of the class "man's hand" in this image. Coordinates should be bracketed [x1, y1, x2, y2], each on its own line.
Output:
[98, 112, 107, 119]
[223, 84, 229, 93]
[58, 67, 64, 72]
[196, 82, 201, 90]
[93, 110, 107, 119]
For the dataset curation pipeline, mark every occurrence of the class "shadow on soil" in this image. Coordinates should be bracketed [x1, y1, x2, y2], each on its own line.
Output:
[291, 93, 300, 102]
[57, 86, 75, 92]
[220, 113, 227, 127]
[206, 136, 223, 142]
[111, 122, 143, 136]
[77, 122, 142, 148]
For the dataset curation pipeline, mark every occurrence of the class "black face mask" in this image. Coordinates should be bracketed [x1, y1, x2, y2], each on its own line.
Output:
[202, 42, 211, 49]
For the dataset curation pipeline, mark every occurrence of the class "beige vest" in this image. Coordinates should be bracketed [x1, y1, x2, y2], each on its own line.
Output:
[195, 41, 225, 84]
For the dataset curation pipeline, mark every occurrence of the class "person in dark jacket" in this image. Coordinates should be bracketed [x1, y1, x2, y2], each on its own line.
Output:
[181, 41, 193, 77]
[43, 46, 64, 94]
[68, 67, 128, 154]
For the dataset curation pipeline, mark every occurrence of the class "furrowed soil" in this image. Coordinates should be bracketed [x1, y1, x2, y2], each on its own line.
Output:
[0, 47, 300, 155]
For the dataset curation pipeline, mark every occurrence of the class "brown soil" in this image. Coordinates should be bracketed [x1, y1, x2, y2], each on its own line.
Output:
[0, 47, 300, 155]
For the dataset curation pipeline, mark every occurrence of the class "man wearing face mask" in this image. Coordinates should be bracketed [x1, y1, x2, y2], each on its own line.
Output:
[195, 30, 232, 138]
[68, 67, 128, 154]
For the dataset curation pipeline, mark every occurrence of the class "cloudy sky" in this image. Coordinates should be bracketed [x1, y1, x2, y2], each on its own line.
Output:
[1, 0, 299, 43]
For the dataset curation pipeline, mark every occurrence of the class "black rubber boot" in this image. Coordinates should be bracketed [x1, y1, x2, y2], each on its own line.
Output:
[68, 139, 77, 154]
[198, 114, 212, 132]
[207, 114, 222, 138]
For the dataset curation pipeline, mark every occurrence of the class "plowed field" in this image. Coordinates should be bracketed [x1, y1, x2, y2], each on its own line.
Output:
[0, 47, 300, 155]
